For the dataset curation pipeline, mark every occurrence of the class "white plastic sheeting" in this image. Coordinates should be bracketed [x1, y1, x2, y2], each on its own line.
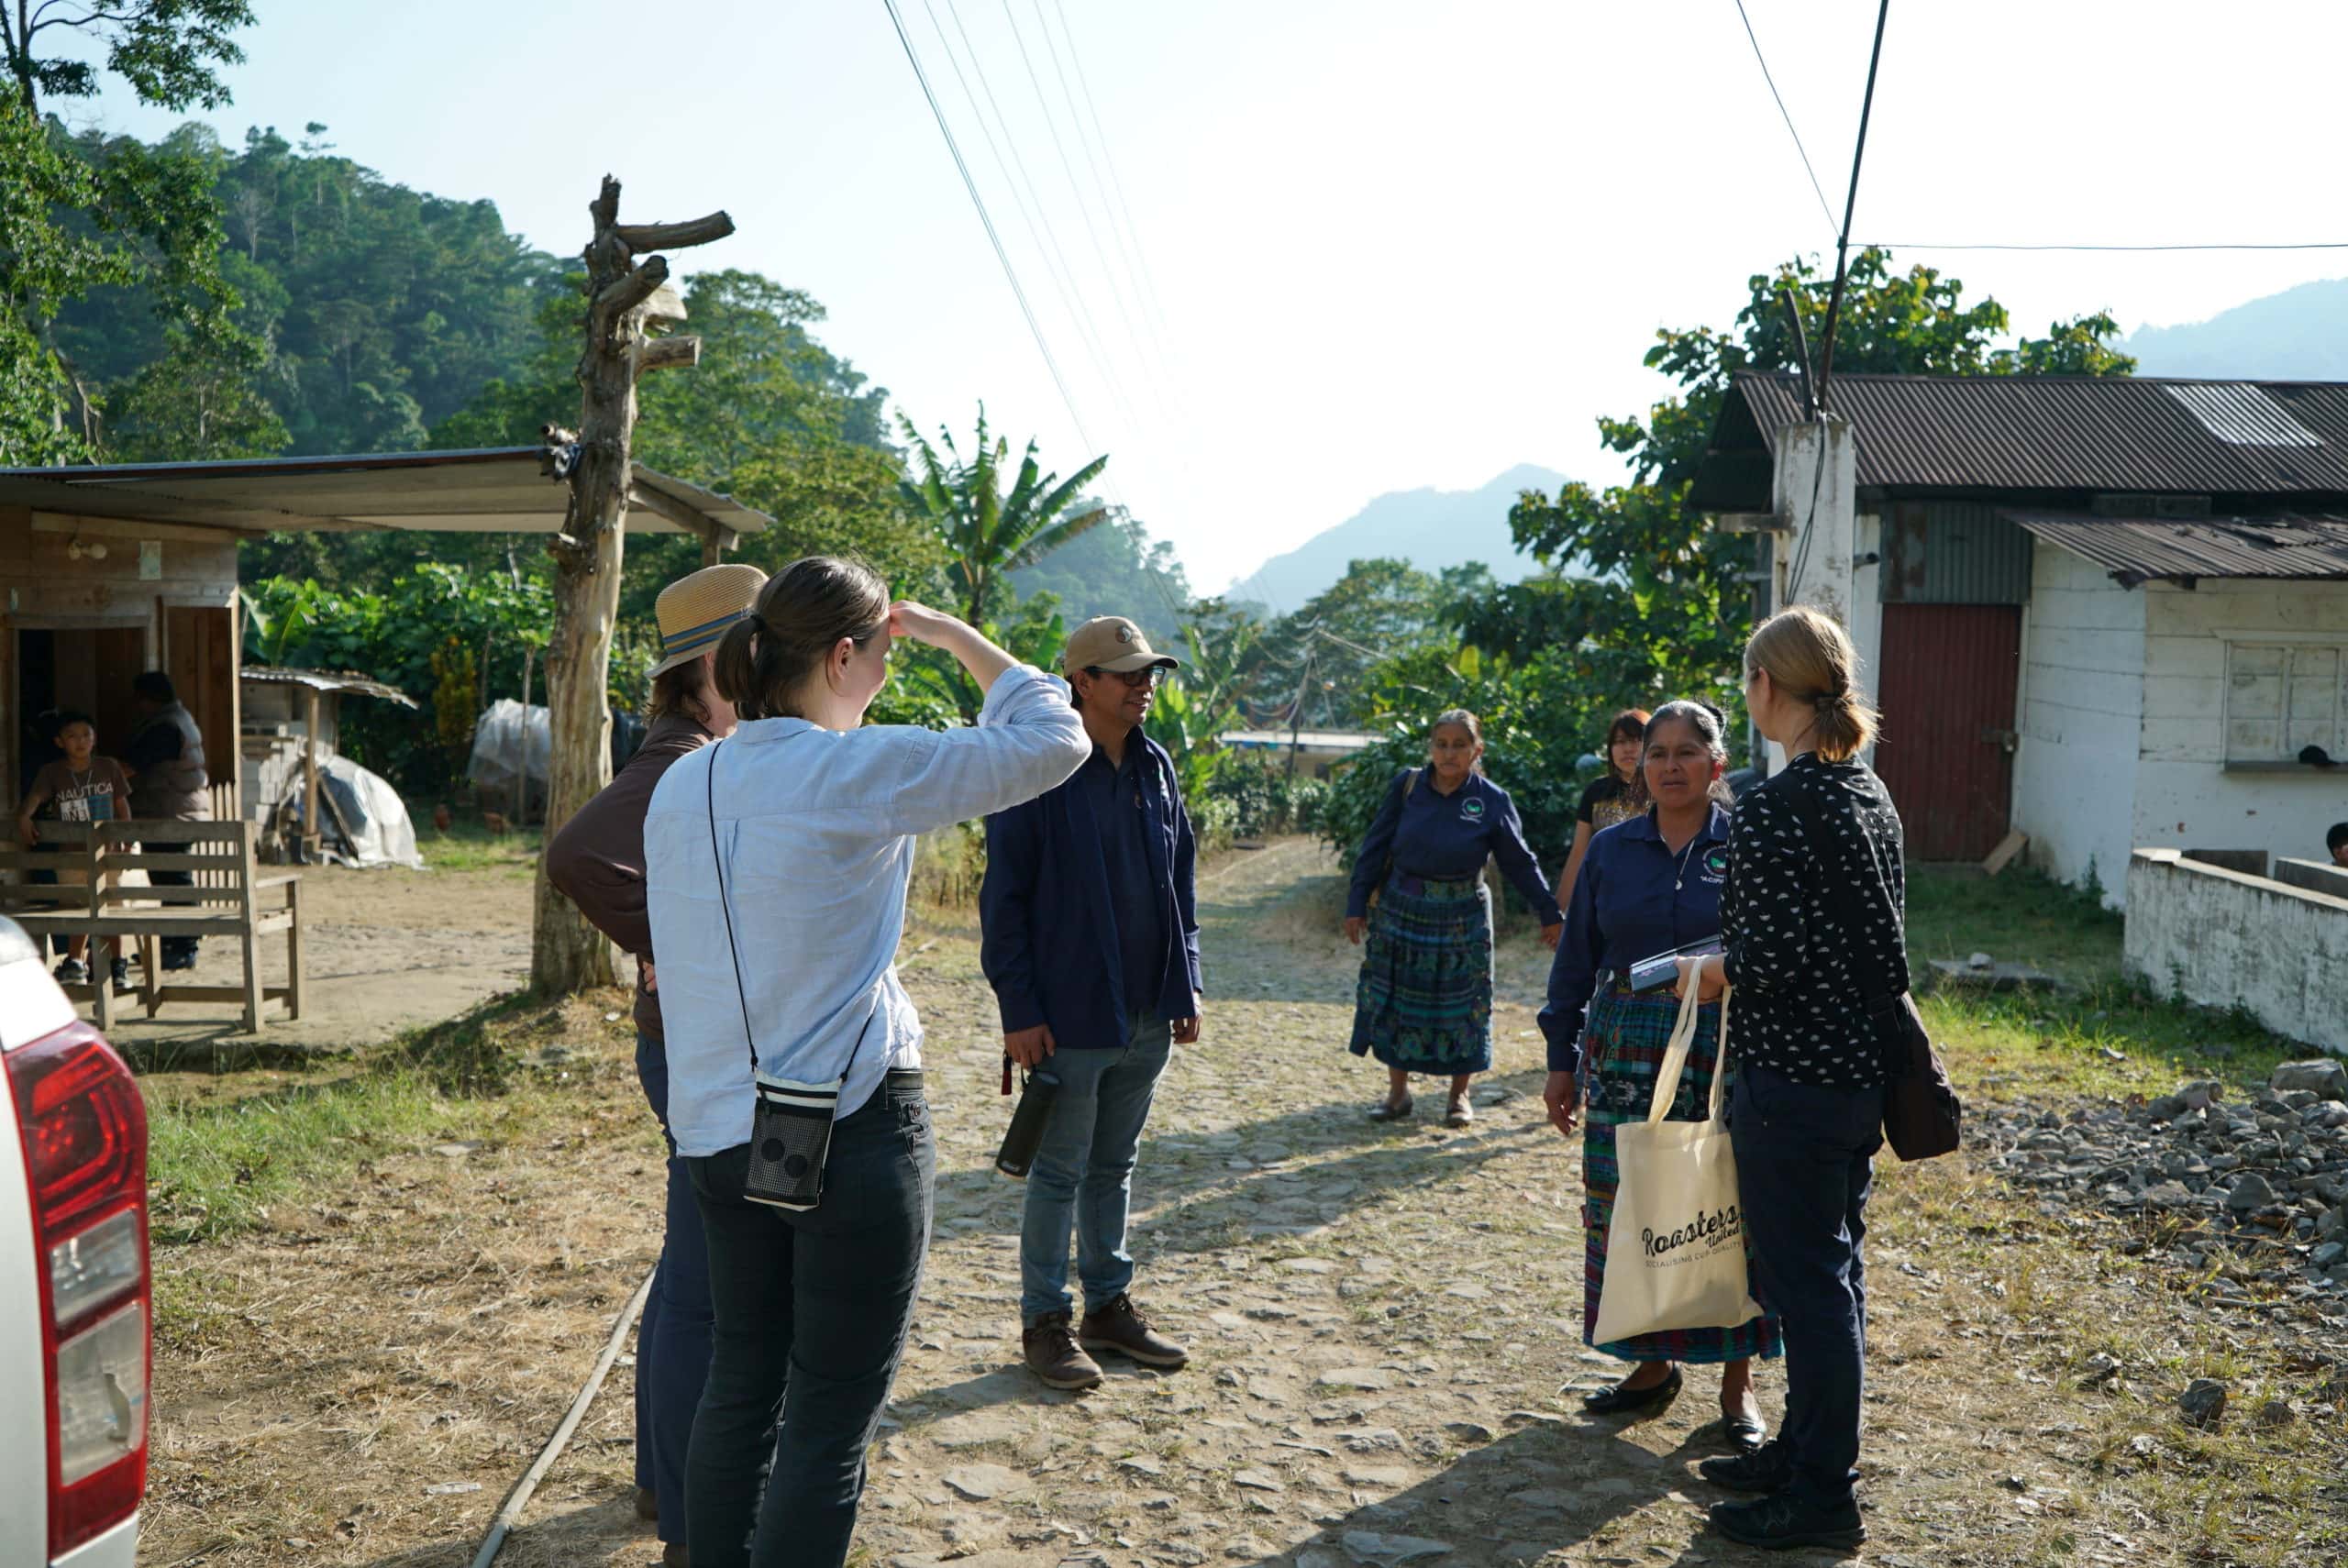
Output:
[291, 754, 425, 870]
[468, 698, 550, 793]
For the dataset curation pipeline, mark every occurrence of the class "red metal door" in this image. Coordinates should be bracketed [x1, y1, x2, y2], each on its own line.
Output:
[1873, 603, 2020, 862]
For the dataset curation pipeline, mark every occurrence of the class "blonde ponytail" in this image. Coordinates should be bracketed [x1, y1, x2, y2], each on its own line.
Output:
[1745, 606, 1879, 762]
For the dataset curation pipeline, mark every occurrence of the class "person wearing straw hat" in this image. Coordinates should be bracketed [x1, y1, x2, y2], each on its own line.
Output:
[547, 560, 764, 1568]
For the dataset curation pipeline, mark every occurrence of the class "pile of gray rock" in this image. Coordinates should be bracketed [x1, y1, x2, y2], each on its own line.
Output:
[1984, 1058, 2348, 1295]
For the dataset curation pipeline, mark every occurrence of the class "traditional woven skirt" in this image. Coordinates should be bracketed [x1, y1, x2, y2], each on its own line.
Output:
[1579, 979, 1781, 1364]
[1348, 873, 1492, 1074]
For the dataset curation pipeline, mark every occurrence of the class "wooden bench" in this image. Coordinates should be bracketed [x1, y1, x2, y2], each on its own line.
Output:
[0, 819, 304, 1033]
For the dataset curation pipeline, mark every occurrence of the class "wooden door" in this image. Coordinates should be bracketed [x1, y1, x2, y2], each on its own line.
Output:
[164, 605, 240, 819]
[1874, 603, 2021, 862]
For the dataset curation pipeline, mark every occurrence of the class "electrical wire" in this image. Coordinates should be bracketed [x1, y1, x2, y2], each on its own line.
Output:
[924, 0, 1152, 446]
[884, 0, 1100, 459]
[997, 0, 1161, 409]
[1733, 0, 1838, 239]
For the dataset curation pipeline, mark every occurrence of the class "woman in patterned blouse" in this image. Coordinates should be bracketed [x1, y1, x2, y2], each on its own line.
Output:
[1679, 606, 1901, 1554]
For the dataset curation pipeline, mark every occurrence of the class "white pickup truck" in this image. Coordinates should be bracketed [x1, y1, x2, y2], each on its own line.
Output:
[0, 917, 150, 1566]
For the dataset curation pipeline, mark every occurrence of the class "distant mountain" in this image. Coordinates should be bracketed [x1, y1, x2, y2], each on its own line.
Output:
[2119, 278, 2348, 381]
[1224, 463, 1566, 612]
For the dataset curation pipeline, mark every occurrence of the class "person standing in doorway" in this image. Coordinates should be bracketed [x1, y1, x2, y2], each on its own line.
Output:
[1683, 606, 1902, 1553]
[1344, 711, 1563, 1127]
[547, 563, 762, 1568]
[981, 615, 1202, 1391]
[121, 671, 210, 973]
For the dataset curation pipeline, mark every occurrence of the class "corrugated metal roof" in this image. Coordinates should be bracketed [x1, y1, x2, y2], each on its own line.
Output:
[2005, 509, 2348, 587]
[1729, 371, 2348, 497]
[239, 667, 419, 707]
[0, 447, 772, 538]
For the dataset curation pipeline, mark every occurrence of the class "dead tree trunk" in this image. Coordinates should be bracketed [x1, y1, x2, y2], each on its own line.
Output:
[529, 175, 732, 995]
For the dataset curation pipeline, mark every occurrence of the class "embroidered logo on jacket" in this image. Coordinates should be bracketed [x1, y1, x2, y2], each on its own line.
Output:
[1460, 797, 1485, 822]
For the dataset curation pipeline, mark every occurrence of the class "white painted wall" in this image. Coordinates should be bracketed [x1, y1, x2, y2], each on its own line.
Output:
[2124, 849, 2348, 1055]
[1850, 513, 1884, 768]
[2011, 542, 2146, 905]
[2133, 579, 2348, 875]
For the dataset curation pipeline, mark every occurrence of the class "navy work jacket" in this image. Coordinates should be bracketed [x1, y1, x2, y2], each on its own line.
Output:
[980, 731, 1202, 1048]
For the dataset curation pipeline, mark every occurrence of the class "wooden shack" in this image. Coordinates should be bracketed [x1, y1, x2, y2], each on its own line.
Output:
[240, 666, 419, 860]
[0, 448, 770, 823]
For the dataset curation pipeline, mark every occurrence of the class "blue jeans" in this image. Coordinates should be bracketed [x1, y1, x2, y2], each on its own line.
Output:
[686, 1072, 935, 1568]
[635, 1031, 714, 1546]
[1729, 1061, 1887, 1507]
[1020, 1014, 1173, 1323]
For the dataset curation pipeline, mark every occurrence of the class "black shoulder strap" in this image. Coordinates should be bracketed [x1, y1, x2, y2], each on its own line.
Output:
[705, 740, 762, 1070]
[1779, 774, 1902, 1007]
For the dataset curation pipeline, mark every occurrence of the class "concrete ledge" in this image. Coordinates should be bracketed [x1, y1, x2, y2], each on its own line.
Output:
[2125, 848, 2348, 1055]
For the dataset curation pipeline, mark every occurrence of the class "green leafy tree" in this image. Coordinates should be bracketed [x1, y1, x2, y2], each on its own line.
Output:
[1237, 558, 1485, 728]
[1473, 248, 2136, 713]
[2, 0, 254, 115]
[897, 404, 1110, 629]
[1009, 504, 1192, 645]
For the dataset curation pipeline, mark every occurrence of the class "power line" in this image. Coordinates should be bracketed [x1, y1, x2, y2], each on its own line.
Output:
[1031, 0, 1182, 425]
[1858, 238, 2348, 252]
[923, 0, 1152, 445]
[996, 0, 1162, 411]
[1048, 0, 1181, 352]
[882, 0, 1099, 457]
[1733, 0, 1838, 238]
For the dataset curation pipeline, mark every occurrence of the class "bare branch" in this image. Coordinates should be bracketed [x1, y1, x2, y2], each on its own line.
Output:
[613, 212, 735, 252]
[590, 174, 621, 233]
[595, 254, 669, 318]
[635, 335, 701, 374]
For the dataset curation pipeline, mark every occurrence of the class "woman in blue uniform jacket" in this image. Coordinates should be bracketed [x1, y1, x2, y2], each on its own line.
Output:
[1538, 700, 1778, 1451]
[1343, 709, 1562, 1128]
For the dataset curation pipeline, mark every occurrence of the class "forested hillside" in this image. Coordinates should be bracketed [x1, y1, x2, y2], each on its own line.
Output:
[52, 122, 565, 459]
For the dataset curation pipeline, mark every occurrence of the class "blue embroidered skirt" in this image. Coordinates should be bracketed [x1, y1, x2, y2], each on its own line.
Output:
[1580, 979, 1781, 1364]
[1348, 873, 1493, 1074]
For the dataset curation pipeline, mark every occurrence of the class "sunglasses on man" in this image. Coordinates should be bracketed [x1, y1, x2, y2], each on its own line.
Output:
[1083, 666, 1168, 689]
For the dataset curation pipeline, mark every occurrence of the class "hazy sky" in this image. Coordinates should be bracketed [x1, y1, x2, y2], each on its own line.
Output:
[64, 1, 2348, 602]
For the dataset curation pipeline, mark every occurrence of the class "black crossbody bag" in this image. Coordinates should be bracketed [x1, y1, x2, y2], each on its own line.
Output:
[705, 740, 876, 1210]
[1789, 790, 1963, 1163]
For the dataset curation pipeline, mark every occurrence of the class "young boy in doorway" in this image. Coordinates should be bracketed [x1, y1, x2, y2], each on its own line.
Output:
[16, 710, 132, 988]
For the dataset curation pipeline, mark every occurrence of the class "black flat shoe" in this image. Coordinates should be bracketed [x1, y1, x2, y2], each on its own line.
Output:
[1579, 1364, 1681, 1416]
[1719, 1412, 1767, 1454]
[1708, 1490, 1865, 1551]
[1367, 1096, 1414, 1122]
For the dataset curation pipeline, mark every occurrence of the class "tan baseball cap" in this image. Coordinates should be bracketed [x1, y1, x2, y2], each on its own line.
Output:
[650, 563, 768, 677]
[1061, 615, 1180, 677]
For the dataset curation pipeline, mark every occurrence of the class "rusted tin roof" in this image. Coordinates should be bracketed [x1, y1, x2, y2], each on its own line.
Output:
[1720, 371, 2348, 500]
[239, 667, 420, 707]
[2004, 510, 2348, 587]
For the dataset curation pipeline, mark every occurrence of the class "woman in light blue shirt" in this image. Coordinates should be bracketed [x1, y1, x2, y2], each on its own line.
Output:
[645, 557, 1089, 1568]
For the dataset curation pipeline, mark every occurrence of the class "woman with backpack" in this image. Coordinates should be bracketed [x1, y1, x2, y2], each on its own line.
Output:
[1342, 709, 1563, 1128]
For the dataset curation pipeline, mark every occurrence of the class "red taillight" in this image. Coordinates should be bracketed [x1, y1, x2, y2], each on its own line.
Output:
[9, 1021, 150, 1559]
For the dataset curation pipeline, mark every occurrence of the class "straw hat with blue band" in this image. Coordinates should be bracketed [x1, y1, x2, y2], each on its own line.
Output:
[650, 563, 769, 679]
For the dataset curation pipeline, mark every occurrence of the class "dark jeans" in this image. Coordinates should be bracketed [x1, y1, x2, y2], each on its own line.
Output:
[1729, 1061, 1886, 1507]
[686, 1071, 935, 1568]
[635, 1032, 714, 1546]
[138, 834, 199, 963]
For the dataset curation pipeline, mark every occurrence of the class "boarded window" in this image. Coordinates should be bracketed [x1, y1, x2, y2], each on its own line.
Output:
[2224, 642, 2345, 762]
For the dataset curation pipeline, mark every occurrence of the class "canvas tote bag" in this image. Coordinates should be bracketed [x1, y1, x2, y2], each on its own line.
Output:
[1590, 968, 1763, 1344]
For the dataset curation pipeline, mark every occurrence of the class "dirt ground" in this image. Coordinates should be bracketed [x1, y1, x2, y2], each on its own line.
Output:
[92, 856, 534, 1061]
[138, 837, 2344, 1568]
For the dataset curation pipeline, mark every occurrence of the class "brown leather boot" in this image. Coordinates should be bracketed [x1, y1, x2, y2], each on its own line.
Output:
[1023, 1309, 1104, 1390]
[1080, 1293, 1188, 1368]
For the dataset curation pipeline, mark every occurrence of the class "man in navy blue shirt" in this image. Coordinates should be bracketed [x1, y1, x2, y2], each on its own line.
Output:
[982, 616, 1203, 1390]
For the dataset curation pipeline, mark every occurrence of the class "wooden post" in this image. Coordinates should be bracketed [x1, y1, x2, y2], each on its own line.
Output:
[530, 176, 730, 996]
[302, 685, 322, 862]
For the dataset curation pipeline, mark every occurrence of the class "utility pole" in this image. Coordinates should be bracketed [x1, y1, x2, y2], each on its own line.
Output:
[1285, 637, 1314, 779]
